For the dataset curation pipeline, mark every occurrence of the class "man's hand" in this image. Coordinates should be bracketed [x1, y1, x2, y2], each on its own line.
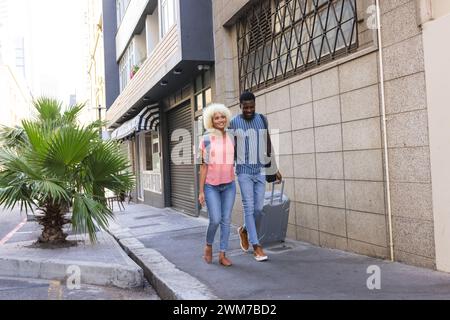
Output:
[275, 171, 282, 184]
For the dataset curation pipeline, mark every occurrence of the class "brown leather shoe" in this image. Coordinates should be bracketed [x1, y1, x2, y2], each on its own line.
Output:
[237, 226, 249, 252]
[203, 245, 212, 264]
[253, 245, 268, 262]
[219, 252, 232, 267]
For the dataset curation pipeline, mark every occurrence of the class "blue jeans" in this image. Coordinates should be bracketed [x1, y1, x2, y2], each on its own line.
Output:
[204, 181, 236, 252]
[237, 173, 266, 246]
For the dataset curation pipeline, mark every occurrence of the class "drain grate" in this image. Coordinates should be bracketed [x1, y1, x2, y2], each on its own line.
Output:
[134, 214, 164, 220]
[265, 245, 293, 253]
[129, 223, 161, 229]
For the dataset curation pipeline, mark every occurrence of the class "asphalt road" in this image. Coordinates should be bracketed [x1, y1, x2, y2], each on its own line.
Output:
[0, 276, 159, 300]
[0, 206, 27, 244]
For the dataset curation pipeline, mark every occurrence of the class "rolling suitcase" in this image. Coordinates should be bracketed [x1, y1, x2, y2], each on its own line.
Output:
[257, 181, 290, 245]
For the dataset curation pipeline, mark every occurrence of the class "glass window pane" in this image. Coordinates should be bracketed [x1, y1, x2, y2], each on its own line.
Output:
[194, 116, 204, 165]
[145, 133, 153, 171]
[204, 70, 211, 88]
[196, 94, 203, 111]
[151, 132, 160, 171]
[205, 88, 212, 105]
[195, 74, 203, 92]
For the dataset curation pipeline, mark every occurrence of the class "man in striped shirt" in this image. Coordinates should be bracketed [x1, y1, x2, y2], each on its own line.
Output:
[229, 91, 282, 262]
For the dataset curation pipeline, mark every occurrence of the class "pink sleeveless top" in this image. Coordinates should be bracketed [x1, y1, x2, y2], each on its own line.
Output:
[199, 132, 235, 186]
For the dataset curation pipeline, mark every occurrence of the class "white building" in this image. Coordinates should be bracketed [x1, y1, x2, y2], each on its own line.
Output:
[0, 0, 32, 127]
[84, 0, 107, 126]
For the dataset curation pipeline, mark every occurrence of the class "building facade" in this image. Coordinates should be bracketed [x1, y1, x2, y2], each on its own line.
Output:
[211, 0, 450, 272]
[421, 0, 450, 273]
[0, 0, 32, 127]
[103, 0, 214, 215]
[85, 0, 107, 126]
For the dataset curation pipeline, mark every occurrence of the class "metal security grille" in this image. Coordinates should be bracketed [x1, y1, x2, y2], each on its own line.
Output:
[168, 104, 196, 216]
[237, 0, 358, 92]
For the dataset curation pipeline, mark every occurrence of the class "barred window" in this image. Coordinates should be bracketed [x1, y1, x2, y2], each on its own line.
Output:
[237, 0, 358, 92]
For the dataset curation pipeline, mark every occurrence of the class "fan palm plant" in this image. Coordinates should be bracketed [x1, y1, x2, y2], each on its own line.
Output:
[0, 97, 134, 244]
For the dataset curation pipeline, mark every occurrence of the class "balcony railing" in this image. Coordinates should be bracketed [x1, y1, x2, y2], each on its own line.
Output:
[142, 171, 162, 194]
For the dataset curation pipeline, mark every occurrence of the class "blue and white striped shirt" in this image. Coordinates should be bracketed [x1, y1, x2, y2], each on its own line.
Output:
[229, 113, 269, 175]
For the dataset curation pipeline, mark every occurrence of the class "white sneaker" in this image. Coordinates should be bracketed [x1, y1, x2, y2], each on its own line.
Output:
[253, 246, 268, 262]
[254, 254, 268, 262]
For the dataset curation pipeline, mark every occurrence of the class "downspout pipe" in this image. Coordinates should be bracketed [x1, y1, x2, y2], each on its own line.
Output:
[376, 0, 395, 262]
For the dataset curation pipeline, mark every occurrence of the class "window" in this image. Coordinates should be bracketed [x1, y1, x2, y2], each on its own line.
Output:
[237, 0, 358, 92]
[194, 70, 212, 113]
[119, 41, 136, 92]
[145, 133, 153, 171]
[144, 131, 160, 172]
[160, 0, 177, 38]
[194, 70, 211, 165]
[116, 0, 130, 28]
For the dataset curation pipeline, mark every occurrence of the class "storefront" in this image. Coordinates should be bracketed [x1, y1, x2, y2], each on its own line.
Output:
[110, 104, 164, 208]
[161, 69, 213, 216]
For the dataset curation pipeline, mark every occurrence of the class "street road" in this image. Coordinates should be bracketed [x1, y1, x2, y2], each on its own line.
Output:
[0, 276, 159, 300]
[0, 206, 27, 244]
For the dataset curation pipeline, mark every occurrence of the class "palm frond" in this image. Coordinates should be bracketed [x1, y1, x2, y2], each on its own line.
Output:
[0, 125, 27, 149]
[22, 120, 49, 154]
[0, 148, 42, 181]
[62, 103, 85, 125]
[45, 126, 97, 169]
[29, 180, 69, 203]
[0, 148, 69, 210]
[33, 97, 62, 122]
[72, 193, 115, 242]
[0, 185, 35, 212]
[85, 119, 108, 133]
[82, 140, 135, 194]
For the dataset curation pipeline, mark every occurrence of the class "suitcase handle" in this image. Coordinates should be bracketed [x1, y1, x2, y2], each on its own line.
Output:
[270, 180, 285, 205]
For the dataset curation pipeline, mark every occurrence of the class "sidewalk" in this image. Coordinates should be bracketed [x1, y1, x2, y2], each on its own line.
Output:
[0, 218, 143, 289]
[110, 203, 450, 300]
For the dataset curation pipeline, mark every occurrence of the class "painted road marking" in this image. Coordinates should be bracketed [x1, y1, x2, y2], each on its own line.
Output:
[0, 218, 27, 245]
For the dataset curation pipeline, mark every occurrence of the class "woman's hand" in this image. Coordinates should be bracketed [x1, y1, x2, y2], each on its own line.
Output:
[198, 192, 206, 207]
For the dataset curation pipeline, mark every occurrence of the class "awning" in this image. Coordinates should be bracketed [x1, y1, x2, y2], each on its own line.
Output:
[110, 103, 160, 140]
[138, 106, 160, 132]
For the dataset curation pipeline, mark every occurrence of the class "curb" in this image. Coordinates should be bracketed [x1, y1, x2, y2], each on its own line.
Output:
[0, 256, 143, 289]
[108, 224, 219, 300]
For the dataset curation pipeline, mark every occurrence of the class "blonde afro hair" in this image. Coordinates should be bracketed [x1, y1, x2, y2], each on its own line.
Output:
[202, 103, 232, 130]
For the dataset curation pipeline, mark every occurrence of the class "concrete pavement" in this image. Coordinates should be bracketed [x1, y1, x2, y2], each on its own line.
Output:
[109, 203, 450, 300]
[0, 208, 144, 290]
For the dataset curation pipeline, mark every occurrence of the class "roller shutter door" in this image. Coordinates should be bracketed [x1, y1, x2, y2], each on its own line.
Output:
[167, 104, 196, 215]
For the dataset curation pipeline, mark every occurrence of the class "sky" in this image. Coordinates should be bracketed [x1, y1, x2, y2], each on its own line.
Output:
[11, 0, 90, 106]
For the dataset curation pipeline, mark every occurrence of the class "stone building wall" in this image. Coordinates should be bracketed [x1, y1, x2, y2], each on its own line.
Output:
[211, 0, 435, 269]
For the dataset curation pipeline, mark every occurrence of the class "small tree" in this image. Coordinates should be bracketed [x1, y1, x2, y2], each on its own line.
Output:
[0, 97, 134, 245]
